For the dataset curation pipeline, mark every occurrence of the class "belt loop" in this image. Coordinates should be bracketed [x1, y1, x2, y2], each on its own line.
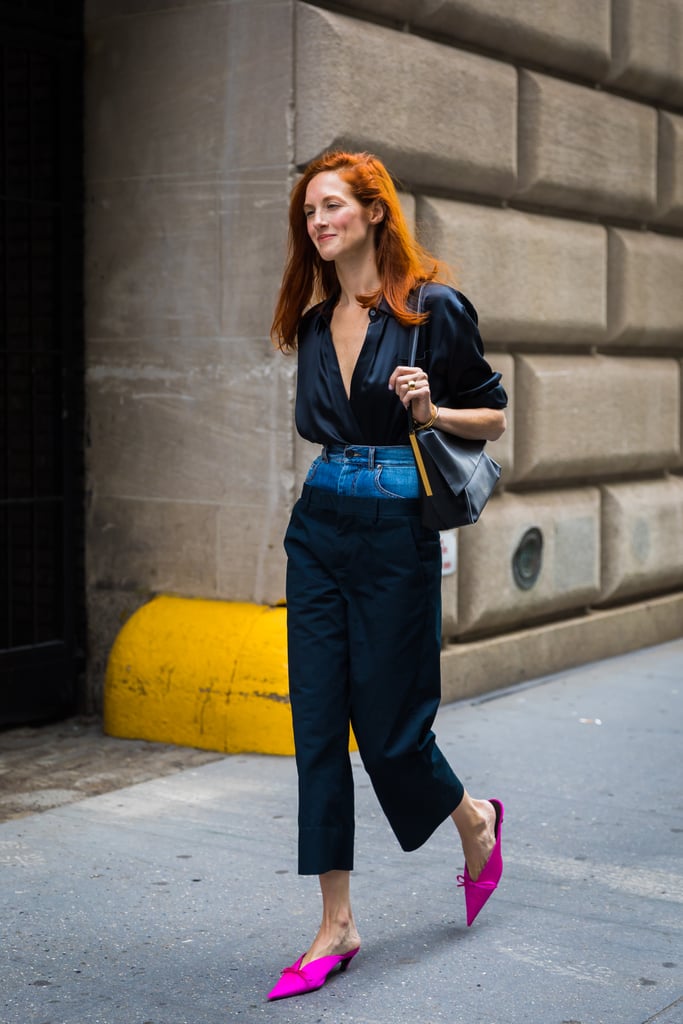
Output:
[321, 445, 329, 463]
[368, 446, 376, 469]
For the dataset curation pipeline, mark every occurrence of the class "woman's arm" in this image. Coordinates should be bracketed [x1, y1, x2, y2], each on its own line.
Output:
[388, 364, 507, 442]
[431, 404, 506, 442]
[389, 286, 508, 441]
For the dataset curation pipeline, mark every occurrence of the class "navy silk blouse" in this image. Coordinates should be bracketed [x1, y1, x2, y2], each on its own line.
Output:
[295, 282, 507, 447]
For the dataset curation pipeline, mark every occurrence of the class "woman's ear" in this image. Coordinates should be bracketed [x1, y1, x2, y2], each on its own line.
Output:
[369, 200, 385, 225]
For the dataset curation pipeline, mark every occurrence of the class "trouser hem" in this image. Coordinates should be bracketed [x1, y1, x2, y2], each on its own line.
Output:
[298, 824, 355, 875]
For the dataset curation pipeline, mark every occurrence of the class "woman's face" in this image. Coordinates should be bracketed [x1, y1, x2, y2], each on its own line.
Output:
[303, 171, 381, 263]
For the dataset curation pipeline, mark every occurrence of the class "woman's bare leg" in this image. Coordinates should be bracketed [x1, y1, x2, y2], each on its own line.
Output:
[451, 791, 497, 880]
[301, 870, 362, 967]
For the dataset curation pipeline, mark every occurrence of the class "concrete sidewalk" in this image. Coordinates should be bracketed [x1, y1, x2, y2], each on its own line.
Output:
[2, 640, 682, 1024]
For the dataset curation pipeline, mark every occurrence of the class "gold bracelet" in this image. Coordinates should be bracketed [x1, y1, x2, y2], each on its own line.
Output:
[414, 403, 439, 431]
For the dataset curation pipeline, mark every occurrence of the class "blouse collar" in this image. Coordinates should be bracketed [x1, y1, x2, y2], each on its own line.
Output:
[312, 293, 394, 333]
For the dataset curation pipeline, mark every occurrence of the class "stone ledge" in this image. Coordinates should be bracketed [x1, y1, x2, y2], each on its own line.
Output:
[441, 592, 683, 703]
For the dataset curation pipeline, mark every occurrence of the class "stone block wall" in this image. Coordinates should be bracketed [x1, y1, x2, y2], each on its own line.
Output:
[84, 0, 683, 706]
[290, 0, 683, 658]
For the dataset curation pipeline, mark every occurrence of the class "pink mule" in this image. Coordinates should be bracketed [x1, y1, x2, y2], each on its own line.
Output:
[267, 947, 360, 1001]
[457, 798, 504, 926]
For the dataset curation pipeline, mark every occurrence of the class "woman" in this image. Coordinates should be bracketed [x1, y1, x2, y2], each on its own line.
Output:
[268, 151, 507, 1002]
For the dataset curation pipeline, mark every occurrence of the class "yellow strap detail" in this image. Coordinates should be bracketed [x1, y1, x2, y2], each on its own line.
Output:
[408, 432, 433, 497]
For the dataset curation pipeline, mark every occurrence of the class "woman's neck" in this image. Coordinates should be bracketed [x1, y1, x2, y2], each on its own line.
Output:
[334, 254, 381, 308]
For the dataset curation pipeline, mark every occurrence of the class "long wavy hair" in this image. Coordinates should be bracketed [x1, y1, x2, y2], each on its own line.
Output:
[271, 151, 451, 351]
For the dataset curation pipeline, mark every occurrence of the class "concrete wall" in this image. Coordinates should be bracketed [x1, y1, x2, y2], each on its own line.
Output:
[85, 0, 683, 708]
[84, 0, 297, 692]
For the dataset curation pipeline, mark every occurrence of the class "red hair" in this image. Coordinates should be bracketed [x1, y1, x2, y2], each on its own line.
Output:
[271, 151, 451, 351]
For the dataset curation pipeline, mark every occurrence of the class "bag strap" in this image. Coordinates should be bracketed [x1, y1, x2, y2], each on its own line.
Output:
[406, 284, 433, 496]
[408, 283, 426, 368]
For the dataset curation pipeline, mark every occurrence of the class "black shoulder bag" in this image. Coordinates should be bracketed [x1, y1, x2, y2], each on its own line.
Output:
[407, 284, 502, 531]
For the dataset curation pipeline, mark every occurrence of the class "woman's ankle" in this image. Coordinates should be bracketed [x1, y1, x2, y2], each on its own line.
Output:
[452, 793, 488, 833]
[302, 923, 361, 966]
[451, 795, 496, 880]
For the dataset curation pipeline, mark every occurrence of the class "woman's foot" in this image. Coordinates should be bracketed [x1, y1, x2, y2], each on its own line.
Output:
[267, 947, 360, 1001]
[452, 795, 497, 881]
[267, 870, 362, 999]
[456, 799, 505, 926]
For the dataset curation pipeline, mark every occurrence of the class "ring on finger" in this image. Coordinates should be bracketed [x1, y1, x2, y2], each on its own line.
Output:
[408, 380, 416, 390]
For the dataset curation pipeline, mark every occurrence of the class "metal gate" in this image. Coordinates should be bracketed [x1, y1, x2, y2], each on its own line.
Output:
[0, 4, 84, 723]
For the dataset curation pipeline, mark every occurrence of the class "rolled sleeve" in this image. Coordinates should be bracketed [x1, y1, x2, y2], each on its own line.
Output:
[424, 285, 508, 410]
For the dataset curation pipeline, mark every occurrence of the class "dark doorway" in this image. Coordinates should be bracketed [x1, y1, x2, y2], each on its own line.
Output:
[0, 2, 84, 723]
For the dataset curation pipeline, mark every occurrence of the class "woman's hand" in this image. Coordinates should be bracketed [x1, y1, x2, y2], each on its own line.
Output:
[388, 365, 433, 424]
[388, 366, 507, 439]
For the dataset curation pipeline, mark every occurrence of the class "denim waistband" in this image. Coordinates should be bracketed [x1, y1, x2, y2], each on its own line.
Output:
[322, 444, 414, 469]
[300, 483, 421, 519]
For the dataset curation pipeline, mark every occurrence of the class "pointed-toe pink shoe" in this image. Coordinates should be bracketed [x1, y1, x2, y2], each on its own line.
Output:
[457, 798, 504, 926]
[267, 947, 360, 1001]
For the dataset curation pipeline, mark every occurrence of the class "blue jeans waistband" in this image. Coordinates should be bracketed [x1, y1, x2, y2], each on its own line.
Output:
[322, 444, 413, 469]
[307, 445, 420, 502]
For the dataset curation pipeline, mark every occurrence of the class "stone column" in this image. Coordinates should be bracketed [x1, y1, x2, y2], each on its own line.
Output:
[85, 0, 295, 703]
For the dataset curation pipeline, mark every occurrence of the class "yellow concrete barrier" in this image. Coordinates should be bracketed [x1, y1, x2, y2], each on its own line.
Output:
[104, 596, 306, 755]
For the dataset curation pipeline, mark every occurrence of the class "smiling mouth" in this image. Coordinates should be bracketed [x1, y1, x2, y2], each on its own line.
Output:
[317, 234, 335, 242]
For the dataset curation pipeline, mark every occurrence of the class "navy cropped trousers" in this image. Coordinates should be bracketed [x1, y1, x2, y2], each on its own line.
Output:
[284, 448, 465, 875]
